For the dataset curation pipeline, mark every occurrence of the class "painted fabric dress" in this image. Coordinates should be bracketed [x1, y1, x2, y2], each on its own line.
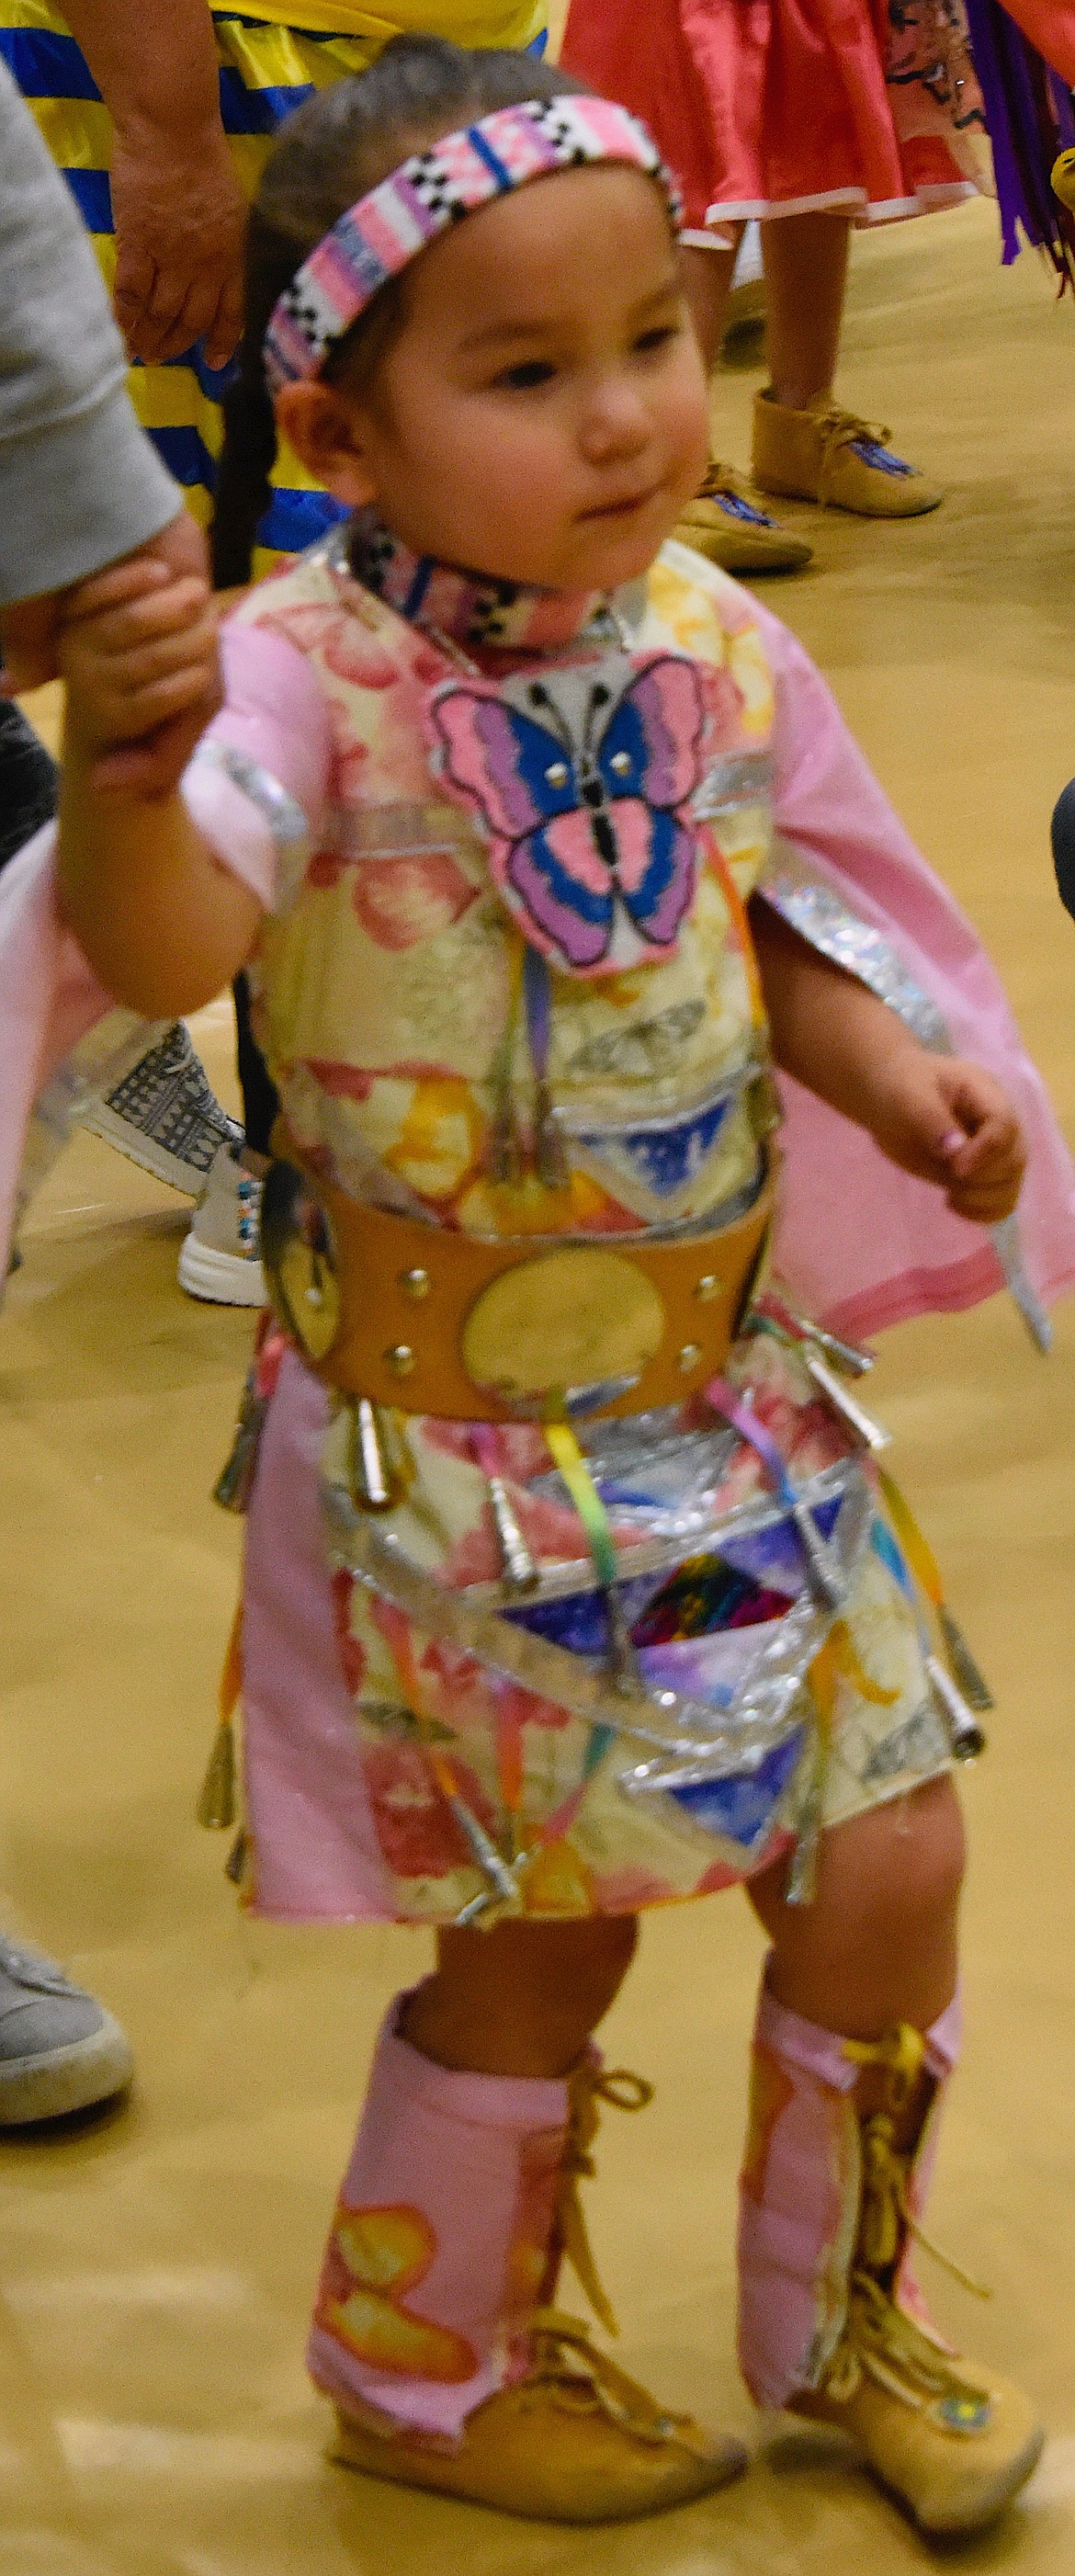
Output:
[1, 528, 1072, 1922]
[560, 0, 990, 244]
[152, 520, 1072, 1926]
[0, 0, 545, 564]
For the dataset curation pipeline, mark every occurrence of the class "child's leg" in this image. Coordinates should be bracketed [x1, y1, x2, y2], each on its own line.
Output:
[753, 1771, 962, 2037]
[311, 1913, 744, 2523]
[736, 1778, 1042, 2534]
[762, 211, 850, 414]
[681, 237, 741, 375]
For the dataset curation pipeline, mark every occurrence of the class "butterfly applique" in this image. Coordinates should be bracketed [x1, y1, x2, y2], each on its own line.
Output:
[428, 653, 709, 974]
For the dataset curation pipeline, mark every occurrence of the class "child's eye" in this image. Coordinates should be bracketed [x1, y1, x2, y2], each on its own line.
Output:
[634, 323, 681, 356]
[494, 358, 557, 391]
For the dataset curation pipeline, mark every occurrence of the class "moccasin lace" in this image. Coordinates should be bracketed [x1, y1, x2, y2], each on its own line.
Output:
[823, 2275, 991, 2421]
[695, 460, 749, 502]
[526, 2307, 716, 2456]
[809, 404, 899, 499]
[821, 2024, 990, 2415]
[556, 2062, 653, 2337]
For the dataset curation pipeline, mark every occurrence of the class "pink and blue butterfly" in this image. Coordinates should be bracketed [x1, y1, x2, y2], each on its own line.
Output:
[430, 653, 708, 974]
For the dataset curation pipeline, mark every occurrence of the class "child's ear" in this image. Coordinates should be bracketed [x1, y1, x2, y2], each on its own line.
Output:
[274, 382, 379, 507]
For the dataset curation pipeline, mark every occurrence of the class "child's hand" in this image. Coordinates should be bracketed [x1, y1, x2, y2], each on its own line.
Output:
[59, 553, 221, 798]
[867, 1050, 1025, 1222]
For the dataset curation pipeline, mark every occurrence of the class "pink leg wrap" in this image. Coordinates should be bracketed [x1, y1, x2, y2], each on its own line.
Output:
[307, 1988, 570, 2438]
[737, 1961, 962, 2411]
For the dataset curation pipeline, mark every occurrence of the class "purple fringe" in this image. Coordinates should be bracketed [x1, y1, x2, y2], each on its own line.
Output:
[962, 0, 1074, 272]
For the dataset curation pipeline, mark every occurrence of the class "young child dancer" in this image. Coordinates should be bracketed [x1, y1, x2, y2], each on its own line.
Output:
[23, 35, 1075, 2537]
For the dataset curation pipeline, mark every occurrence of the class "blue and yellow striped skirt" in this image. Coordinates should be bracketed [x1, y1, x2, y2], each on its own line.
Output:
[0, 4, 544, 566]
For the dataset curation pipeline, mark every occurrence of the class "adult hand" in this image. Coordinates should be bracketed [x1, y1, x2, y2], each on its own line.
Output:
[109, 118, 247, 371]
[0, 591, 60, 696]
[1, 506, 213, 691]
[2, 510, 222, 796]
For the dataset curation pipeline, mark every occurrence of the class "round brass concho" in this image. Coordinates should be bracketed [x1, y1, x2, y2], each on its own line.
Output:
[461, 1245, 666, 1408]
[260, 1161, 342, 1365]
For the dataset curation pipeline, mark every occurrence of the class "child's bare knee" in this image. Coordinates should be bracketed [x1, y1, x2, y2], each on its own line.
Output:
[823, 1776, 966, 1946]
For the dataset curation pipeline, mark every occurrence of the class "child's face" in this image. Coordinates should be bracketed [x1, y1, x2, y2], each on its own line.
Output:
[280, 165, 710, 593]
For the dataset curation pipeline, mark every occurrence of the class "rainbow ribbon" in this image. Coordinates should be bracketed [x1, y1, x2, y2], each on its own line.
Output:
[543, 1416, 634, 1782]
[705, 1374, 843, 1610]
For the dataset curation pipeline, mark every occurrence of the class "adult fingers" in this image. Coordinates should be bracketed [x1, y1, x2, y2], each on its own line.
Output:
[62, 580, 211, 665]
[112, 245, 169, 362]
[203, 265, 245, 373]
[0, 594, 64, 690]
[61, 559, 176, 628]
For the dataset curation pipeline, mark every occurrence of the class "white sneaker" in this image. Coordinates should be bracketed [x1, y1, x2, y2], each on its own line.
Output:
[0, 1938, 132, 2125]
[178, 1143, 266, 1307]
[84, 1022, 242, 1195]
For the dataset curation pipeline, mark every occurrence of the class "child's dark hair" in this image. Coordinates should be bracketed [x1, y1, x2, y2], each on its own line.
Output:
[211, 38, 588, 588]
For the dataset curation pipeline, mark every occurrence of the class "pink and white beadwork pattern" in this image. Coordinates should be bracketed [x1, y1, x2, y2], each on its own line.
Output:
[263, 96, 682, 391]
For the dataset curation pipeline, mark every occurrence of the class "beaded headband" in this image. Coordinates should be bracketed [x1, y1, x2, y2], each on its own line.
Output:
[264, 95, 682, 392]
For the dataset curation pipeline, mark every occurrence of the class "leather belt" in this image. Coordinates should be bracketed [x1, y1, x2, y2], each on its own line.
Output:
[262, 1124, 773, 1423]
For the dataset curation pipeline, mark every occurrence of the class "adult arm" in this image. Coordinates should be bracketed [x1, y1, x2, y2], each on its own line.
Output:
[0, 61, 180, 604]
[61, 0, 246, 369]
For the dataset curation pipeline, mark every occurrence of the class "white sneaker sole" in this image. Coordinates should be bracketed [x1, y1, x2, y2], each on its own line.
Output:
[178, 1234, 266, 1308]
[0, 2011, 133, 2125]
[84, 1098, 220, 1197]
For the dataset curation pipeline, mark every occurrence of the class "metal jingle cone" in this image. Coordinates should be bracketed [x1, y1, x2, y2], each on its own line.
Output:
[213, 1383, 267, 1514]
[790, 1498, 845, 1611]
[927, 1654, 988, 1761]
[347, 1399, 395, 1512]
[938, 1606, 995, 1713]
[224, 1827, 248, 1886]
[786, 1730, 827, 1905]
[799, 1318, 875, 1378]
[534, 1082, 569, 1189]
[487, 1474, 539, 1594]
[442, 1781, 523, 1910]
[197, 1719, 236, 1831]
[804, 1351, 890, 1453]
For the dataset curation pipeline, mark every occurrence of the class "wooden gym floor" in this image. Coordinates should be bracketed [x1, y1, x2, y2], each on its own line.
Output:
[4, 196, 1075, 2574]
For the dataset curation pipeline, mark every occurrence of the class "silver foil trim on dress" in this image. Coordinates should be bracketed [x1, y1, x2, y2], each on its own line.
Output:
[188, 739, 310, 908]
[694, 750, 775, 820]
[760, 842, 1053, 1353]
[990, 1210, 1052, 1353]
[9, 1007, 167, 1277]
[321, 1452, 873, 1788]
[463, 1452, 857, 1607]
[762, 841, 949, 1050]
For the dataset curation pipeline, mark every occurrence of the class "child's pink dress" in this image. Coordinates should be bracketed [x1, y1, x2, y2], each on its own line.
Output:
[560, 0, 991, 243]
